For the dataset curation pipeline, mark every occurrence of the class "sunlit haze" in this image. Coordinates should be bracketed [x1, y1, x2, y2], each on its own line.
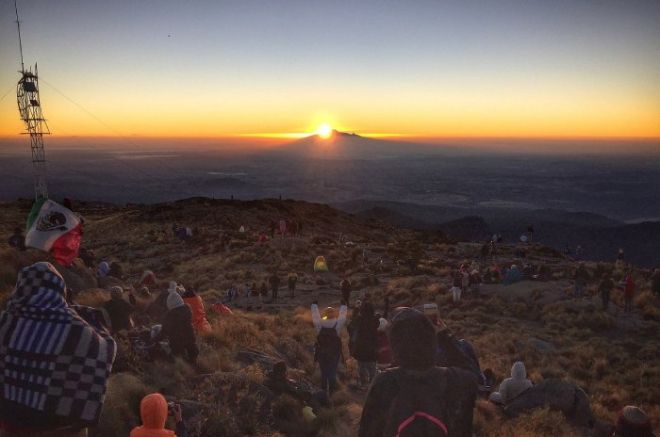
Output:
[0, 0, 659, 144]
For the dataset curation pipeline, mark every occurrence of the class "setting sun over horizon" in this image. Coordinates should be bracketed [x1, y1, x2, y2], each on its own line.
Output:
[1, 1, 659, 142]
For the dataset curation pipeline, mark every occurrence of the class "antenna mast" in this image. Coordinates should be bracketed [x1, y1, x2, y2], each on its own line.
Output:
[15, 0, 50, 199]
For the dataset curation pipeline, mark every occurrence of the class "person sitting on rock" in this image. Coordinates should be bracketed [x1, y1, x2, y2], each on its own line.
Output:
[611, 405, 655, 437]
[311, 301, 348, 394]
[359, 307, 478, 437]
[181, 287, 212, 334]
[156, 292, 199, 364]
[503, 264, 522, 285]
[489, 361, 533, 405]
[130, 393, 188, 437]
[102, 286, 134, 333]
[137, 270, 157, 288]
[148, 282, 177, 321]
[265, 361, 308, 402]
[7, 227, 25, 251]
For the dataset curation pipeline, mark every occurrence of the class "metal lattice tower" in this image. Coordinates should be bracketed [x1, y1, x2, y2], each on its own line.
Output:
[15, 0, 49, 199]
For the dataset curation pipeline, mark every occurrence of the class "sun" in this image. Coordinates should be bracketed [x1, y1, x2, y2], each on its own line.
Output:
[316, 123, 333, 139]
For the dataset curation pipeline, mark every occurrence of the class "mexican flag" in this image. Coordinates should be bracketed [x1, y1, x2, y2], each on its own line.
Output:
[25, 198, 83, 266]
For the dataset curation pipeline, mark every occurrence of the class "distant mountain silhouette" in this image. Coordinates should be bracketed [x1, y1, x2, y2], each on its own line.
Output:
[338, 199, 660, 267]
[277, 130, 446, 159]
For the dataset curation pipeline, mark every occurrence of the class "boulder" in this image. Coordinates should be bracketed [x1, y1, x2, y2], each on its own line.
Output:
[505, 379, 594, 427]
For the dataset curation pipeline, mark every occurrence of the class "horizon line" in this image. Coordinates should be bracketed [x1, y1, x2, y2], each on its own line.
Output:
[1, 134, 659, 142]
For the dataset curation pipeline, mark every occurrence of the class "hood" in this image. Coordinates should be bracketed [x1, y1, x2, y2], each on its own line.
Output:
[140, 393, 168, 429]
[10, 262, 68, 309]
[166, 292, 185, 310]
[140, 270, 156, 286]
[511, 361, 527, 380]
[378, 317, 389, 332]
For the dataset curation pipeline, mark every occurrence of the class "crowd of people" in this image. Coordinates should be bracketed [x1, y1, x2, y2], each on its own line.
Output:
[1, 221, 657, 437]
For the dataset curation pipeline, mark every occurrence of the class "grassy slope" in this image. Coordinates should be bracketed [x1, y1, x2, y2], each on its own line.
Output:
[0, 198, 658, 436]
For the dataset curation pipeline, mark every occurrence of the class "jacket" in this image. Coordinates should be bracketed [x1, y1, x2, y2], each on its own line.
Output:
[160, 305, 198, 359]
[130, 393, 187, 437]
[498, 362, 532, 404]
[359, 367, 478, 437]
[183, 295, 212, 334]
[351, 314, 380, 362]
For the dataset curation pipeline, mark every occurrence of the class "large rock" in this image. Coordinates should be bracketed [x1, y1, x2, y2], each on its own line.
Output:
[505, 379, 594, 427]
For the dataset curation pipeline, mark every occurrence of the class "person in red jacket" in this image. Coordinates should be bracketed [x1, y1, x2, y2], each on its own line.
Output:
[376, 317, 392, 367]
[623, 271, 635, 313]
[181, 288, 212, 334]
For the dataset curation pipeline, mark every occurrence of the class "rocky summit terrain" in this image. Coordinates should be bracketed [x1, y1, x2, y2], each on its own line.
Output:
[0, 197, 658, 436]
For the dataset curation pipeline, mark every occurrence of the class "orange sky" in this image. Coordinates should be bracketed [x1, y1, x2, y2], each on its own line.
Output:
[1, 1, 659, 141]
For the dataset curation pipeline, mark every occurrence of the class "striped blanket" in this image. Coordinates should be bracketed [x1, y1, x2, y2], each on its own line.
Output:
[0, 262, 116, 426]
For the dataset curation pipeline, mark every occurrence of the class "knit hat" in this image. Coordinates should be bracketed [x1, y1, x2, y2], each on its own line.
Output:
[168, 281, 179, 294]
[109, 286, 123, 299]
[166, 292, 185, 310]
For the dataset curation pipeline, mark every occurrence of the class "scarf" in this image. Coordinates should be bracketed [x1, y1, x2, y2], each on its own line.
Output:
[0, 262, 116, 425]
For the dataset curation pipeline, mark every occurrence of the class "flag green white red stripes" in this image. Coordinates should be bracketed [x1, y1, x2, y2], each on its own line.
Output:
[25, 198, 83, 266]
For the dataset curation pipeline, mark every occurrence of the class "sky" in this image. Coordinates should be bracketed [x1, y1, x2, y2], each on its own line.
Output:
[0, 0, 659, 140]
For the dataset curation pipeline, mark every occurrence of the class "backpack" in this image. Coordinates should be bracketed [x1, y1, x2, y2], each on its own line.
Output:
[384, 368, 449, 437]
[315, 326, 341, 363]
[348, 321, 360, 358]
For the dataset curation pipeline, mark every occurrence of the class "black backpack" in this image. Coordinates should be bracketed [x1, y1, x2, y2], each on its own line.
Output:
[383, 368, 449, 437]
[315, 326, 342, 363]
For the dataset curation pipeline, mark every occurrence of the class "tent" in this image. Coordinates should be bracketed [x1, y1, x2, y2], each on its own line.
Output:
[314, 256, 329, 272]
[239, 225, 246, 233]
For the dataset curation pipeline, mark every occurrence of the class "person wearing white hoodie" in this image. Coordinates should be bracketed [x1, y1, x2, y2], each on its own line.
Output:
[489, 361, 533, 404]
[311, 301, 348, 393]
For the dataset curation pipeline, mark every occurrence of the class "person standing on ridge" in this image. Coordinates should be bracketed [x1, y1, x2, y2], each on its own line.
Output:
[288, 272, 298, 299]
[340, 278, 352, 307]
[598, 273, 614, 310]
[269, 272, 281, 302]
[311, 301, 348, 394]
[349, 302, 380, 388]
[623, 271, 635, 313]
